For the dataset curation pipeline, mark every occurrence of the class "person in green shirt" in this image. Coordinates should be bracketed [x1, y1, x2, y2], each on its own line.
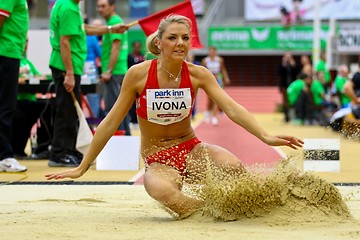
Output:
[287, 75, 306, 108]
[18, 38, 47, 101]
[287, 72, 313, 124]
[310, 79, 325, 107]
[12, 38, 52, 159]
[48, 0, 128, 167]
[97, 0, 130, 135]
[315, 52, 331, 91]
[344, 64, 360, 119]
[0, 0, 28, 172]
[331, 64, 351, 108]
[310, 78, 330, 125]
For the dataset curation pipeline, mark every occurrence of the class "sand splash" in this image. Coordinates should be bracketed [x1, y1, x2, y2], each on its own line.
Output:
[196, 159, 351, 222]
[182, 149, 353, 223]
[145, 142, 354, 224]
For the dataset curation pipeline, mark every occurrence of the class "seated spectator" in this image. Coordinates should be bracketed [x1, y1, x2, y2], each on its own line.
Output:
[12, 38, 53, 159]
[315, 52, 331, 92]
[310, 75, 334, 126]
[287, 72, 313, 125]
[330, 67, 360, 134]
[331, 64, 351, 108]
[344, 63, 360, 119]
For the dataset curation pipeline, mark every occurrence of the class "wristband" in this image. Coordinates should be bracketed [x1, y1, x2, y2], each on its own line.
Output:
[107, 25, 112, 33]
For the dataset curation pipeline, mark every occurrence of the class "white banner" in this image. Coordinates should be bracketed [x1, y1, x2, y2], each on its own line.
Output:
[338, 24, 360, 52]
[245, 0, 360, 21]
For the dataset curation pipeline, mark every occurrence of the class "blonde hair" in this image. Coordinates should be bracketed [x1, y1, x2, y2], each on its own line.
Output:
[146, 14, 192, 56]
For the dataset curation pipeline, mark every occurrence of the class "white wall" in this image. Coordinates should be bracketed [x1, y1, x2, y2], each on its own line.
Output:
[27, 30, 52, 75]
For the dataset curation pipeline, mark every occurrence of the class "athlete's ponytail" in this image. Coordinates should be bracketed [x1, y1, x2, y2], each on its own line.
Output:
[146, 30, 161, 56]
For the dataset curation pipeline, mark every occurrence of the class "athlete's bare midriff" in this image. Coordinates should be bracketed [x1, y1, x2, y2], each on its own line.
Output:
[138, 117, 197, 158]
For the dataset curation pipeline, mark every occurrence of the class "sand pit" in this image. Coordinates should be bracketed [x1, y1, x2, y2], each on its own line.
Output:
[0, 183, 359, 240]
[1, 156, 360, 240]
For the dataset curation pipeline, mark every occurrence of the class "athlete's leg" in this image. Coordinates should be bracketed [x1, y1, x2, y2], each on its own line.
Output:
[144, 163, 204, 218]
[186, 143, 245, 183]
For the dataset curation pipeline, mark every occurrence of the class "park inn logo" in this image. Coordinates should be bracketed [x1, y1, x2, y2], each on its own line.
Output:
[154, 89, 185, 99]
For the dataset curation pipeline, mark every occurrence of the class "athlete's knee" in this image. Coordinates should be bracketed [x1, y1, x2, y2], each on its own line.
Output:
[145, 181, 180, 203]
[144, 173, 181, 203]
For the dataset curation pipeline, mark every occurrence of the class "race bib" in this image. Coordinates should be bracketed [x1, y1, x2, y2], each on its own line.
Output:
[146, 88, 192, 125]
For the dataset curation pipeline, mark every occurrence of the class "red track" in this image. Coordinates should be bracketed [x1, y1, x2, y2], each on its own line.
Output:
[195, 86, 283, 165]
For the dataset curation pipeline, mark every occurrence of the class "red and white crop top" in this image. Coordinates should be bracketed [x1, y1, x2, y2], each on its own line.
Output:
[136, 59, 195, 125]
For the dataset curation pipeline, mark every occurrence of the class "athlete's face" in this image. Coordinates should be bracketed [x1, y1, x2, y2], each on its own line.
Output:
[159, 23, 190, 60]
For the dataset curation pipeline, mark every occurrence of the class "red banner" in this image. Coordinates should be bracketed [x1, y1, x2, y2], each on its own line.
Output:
[138, 0, 203, 49]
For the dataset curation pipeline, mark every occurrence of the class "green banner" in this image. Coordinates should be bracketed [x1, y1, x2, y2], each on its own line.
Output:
[208, 25, 329, 51]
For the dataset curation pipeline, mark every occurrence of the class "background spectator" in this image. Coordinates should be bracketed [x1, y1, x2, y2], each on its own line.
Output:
[315, 51, 331, 92]
[332, 64, 351, 108]
[287, 72, 313, 125]
[48, 0, 128, 167]
[201, 46, 230, 126]
[128, 40, 145, 130]
[13, 37, 53, 159]
[84, 17, 103, 119]
[277, 51, 298, 122]
[0, 0, 28, 172]
[97, 0, 130, 135]
[344, 63, 360, 119]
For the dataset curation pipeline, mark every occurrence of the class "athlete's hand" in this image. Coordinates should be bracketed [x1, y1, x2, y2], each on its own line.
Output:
[264, 135, 304, 150]
[45, 167, 84, 180]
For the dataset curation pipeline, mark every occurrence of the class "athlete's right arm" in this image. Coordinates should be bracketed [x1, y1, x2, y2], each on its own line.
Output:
[45, 65, 141, 180]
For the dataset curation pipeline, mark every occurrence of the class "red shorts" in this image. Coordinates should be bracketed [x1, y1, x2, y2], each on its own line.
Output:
[144, 137, 201, 174]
